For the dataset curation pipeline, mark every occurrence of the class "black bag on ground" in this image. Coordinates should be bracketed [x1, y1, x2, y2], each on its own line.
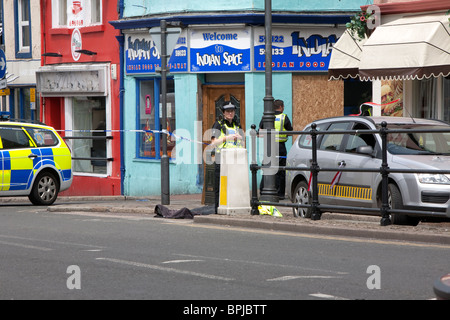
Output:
[154, 205, 194, 219]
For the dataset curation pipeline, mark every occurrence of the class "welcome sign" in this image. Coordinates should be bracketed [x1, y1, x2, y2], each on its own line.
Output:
[190, 27, 251, 72]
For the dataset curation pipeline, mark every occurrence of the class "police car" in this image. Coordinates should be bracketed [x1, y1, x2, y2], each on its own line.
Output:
[0, 114, 72, 205]
[287, 116, 450, 226]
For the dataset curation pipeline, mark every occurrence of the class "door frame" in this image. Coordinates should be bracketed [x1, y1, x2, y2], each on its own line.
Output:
[201, 85, 246, 204]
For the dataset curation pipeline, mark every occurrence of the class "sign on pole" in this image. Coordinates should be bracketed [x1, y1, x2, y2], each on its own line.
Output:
[0, 49, 6, 80]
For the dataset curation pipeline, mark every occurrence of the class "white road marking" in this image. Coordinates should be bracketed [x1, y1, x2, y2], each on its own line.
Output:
[310, 292, 350, 300]
[96, 257, 234, 281]
[267, 275, 342, 281]
[0, 240, 53, 251]
[162, 259, 204, 264]
[175, 253, 348, 276]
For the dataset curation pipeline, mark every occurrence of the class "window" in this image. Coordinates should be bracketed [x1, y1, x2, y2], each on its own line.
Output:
[137, 78, 176, 160]
[52, 0, 102, 28]
[71, 97, 107, 174]
[25, 128, 59, 147]
[298, 123, 327, 148]
[344, 123, 375, 153]
[319, 122, 349, 151]
[58, 0, 67, 26]
[90, 0, 102, 24]
[0, 127, 31, 149]
[15, 0, 31, 58]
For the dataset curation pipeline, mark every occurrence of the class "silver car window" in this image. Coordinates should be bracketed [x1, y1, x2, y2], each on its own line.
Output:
[383, 124, 450, 155]
[345, 123, 376, 153]
[298, 123, 328, 148]
[319, 122, 349, 151]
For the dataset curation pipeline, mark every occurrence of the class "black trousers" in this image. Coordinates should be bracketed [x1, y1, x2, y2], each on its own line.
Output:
[260, 142, 287, 198]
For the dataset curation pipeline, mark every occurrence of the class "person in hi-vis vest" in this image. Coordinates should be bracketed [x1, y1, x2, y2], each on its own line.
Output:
[211, 101, 245, 213]
[259, 99, 293, 199]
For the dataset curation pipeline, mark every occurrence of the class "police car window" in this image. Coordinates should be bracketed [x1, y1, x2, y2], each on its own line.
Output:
[26, 128, 59, 147]
[0, 127, 32, 149]
[319, 122, 349, 151]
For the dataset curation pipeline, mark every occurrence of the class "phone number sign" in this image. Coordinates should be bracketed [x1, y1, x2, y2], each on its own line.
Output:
[253, 27, 343, 72]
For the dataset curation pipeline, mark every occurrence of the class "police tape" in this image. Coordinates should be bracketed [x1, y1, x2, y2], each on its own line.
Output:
[55, 128, 210, 146]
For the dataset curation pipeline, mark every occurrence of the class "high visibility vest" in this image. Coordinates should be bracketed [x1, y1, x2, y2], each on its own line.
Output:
[275, 113, 288, 143]
[216, 121, 244, 153]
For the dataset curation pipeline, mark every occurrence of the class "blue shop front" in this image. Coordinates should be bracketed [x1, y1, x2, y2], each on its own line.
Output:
[119, 22, 345, 198]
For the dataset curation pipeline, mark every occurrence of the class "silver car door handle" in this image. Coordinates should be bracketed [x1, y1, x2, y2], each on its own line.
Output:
[28, 154, 38, 159]
[338, 160, 346, 166]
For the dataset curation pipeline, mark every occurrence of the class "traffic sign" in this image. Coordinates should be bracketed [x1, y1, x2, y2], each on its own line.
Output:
[0, 50, 6, 79]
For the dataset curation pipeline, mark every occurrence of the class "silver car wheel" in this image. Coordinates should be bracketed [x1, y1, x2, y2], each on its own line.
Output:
[293, 181, 311, 218]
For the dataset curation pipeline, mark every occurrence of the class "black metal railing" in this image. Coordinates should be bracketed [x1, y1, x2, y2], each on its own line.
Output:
[63, 135, 114, 163]
[250, 122, 450, 226]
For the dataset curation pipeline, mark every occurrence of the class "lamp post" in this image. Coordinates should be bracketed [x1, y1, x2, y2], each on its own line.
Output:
[150, 20, 181, 205]
[260, 0, 278, 202]
[160, 20, 170, 205]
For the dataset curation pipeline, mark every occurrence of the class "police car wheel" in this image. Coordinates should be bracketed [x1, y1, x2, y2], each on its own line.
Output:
[29, 172, 60, 206]
[292, 180, 312, 218]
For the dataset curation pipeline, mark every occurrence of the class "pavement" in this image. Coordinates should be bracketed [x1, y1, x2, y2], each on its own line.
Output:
[24, 193, 450, 246]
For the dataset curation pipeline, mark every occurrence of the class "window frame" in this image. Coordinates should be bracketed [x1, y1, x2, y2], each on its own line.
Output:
[14, 0, 32, 59]
[136, 77, 176, 161]
[51, 0, 103, 28]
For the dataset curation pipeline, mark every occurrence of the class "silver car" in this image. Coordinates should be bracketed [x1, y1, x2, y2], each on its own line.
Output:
[286, 116, 450, 225]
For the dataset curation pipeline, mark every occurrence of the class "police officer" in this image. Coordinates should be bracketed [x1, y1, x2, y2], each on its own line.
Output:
[211, 101, 244, 213]
[259, 99, 293, 199]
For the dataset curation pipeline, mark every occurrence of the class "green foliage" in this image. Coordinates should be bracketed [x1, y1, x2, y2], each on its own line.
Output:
[346, 11, 373, 41]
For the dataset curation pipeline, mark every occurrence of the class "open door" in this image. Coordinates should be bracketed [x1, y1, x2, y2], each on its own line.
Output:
[202, 85, 245, 204]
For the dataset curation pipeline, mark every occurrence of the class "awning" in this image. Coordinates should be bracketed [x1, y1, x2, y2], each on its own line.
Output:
[328, 30, 367, 80]
[359, 12, 450, 81]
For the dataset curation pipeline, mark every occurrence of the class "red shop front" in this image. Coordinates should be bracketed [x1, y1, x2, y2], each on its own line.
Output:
[36, 0, 122, 196]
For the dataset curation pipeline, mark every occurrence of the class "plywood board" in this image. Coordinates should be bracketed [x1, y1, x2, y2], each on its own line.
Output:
[292, 75, 344, 133]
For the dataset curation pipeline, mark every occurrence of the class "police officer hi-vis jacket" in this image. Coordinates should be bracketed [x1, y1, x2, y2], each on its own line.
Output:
[210, 101, 244, 213]
[211, 102, 244, 155]
[258, 99, 293, 198]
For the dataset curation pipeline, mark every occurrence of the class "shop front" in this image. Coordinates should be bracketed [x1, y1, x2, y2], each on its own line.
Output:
[37, 0, 121, 196]
[119, 20, 347, 197]
[329, 1, 450, 122]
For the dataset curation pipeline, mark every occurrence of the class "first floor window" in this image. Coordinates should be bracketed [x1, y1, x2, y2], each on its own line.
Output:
[71, 96, 107, 174]
[16, 0, 31, 57]
[137, 78, 176, 160]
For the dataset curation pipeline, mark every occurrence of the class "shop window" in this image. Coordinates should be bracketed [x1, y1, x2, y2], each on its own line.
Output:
[10, 87, 39, 122]
[71, 97, 107, 175]
[413, 78, 438, 119]
[137, 78, 176, 160]
[15, 0, 31, 58]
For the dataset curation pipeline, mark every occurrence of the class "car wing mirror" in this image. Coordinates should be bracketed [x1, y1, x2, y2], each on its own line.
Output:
[356, 145, 374, 157]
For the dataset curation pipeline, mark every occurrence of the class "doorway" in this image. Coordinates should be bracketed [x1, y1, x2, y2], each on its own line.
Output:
[201, 85, 245, 204]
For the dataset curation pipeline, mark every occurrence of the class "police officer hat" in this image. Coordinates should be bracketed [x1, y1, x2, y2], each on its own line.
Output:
[221, 101, 237, 111]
